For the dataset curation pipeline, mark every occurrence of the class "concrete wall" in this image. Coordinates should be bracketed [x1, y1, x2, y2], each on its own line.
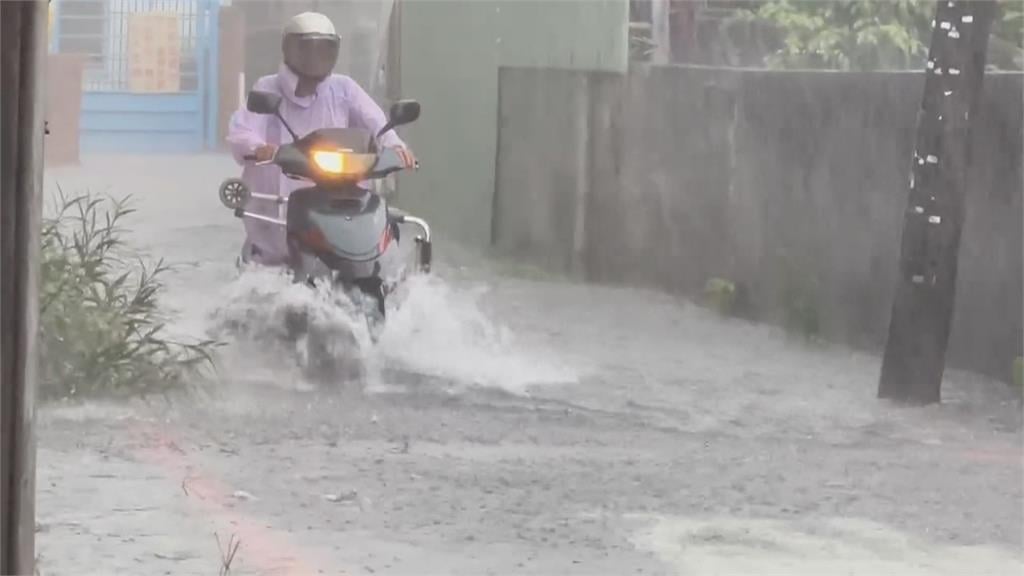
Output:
[395, 0, 629, 246]
[493, 66, 1023, 381]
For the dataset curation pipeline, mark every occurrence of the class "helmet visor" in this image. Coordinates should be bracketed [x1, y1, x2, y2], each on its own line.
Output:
[284, 34, 340, 79]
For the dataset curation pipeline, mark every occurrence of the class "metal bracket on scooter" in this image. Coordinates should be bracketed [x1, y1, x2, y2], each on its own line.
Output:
[415, 236, 433, 273]
[220, 178, 289, 224]
[398, 215, 432, 273]
[238, 211, 287, 226]
[387, 208, 432, 273]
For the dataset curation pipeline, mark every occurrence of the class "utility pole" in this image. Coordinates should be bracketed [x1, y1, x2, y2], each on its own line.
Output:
[1, 0, 48, 574]
[879, 0, 996, 404]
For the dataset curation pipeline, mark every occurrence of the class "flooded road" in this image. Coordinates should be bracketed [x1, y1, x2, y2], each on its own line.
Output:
[36, 156, 1022, 575]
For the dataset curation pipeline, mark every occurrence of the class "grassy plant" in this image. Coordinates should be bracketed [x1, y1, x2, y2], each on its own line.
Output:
[703, 276, 754, 320]
[216, 533, 241, 576]
[782, 289, 820, 340]
[38, 190, 219, 399]
[704, 277, 737, 315]
[777, 255, 821, 340]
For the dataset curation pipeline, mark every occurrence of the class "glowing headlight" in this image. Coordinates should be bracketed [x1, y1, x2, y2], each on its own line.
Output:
[311, 149, 376, 177]
[312, 150, 346, 174]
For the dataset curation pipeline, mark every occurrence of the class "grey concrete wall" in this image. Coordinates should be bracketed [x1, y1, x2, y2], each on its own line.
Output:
[493, 65, 1023, 381]
[395, 0, 629, 247]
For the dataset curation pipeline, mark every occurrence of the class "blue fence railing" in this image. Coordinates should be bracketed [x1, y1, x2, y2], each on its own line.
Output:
[52, 0, 220, 153]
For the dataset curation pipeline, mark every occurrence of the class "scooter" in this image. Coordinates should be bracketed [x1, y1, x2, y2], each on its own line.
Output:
[217, 90, 431, 380]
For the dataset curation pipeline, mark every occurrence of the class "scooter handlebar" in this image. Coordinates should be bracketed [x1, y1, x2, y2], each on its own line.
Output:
[242, 153, 275, 167]
[243, 147, 417, 175]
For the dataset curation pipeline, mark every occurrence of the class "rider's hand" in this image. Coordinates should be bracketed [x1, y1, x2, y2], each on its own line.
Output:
[254, 144, 276, 162]
[391, 146, 417, 170]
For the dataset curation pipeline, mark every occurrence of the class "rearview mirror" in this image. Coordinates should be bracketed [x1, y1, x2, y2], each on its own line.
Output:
[247, 90, 282, 115]
[376, 100, 421, 140]
[388, 100, 421, 127]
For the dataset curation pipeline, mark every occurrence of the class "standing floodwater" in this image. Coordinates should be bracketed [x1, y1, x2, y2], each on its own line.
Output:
[33, 155, 1022, 574]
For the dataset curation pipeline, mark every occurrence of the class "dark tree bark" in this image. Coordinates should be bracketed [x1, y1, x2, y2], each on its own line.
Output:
[879, 0, 997, 404]
[1, 1, 47, 573]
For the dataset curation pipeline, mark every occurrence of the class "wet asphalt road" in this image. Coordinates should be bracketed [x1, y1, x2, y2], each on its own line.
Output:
[34, 156, 1023, 575]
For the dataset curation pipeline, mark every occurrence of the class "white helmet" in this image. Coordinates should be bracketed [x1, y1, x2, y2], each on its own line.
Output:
[282, 12, 340, 84]
[284, 12, 337, 37]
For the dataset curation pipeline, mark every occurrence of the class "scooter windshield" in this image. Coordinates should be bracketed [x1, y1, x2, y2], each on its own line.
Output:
[296, 128, 374, 154]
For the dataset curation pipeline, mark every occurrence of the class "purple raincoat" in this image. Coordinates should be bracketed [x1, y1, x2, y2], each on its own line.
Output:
[226, 65, 406, 266]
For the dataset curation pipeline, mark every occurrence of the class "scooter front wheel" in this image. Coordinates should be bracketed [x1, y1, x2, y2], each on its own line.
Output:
[302, 324, 364, 385]
[348, 276, 386, 342]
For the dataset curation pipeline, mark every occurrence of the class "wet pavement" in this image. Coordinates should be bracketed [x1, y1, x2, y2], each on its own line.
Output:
[35, 155, 1023, 575]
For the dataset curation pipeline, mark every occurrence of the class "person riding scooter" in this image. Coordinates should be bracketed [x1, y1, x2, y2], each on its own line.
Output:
[226, 11, 416, 267]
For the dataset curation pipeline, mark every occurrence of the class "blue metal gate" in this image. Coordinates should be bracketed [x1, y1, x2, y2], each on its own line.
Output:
[51, 0, 219, 153]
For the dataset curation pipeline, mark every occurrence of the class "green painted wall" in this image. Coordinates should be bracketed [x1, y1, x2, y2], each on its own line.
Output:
[395, 0, 628, 246]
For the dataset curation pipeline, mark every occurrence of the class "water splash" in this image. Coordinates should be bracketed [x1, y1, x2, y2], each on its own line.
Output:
[627, 514, 1023, 576]
[206, 266, 373, 389]
[371, 274, 577, 395]
[206, 266, 576, 396]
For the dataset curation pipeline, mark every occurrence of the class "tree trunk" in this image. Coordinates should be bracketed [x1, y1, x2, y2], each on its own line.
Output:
[1, 1, 47, 573]
[879, 1, 997, 404]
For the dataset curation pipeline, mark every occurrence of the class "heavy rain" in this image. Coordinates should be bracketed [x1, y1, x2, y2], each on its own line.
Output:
[2, 0, 1022, 575]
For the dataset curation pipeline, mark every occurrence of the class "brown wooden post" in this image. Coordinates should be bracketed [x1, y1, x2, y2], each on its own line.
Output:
[879, 0, 997, 404]
[44, 53, 85, 167]
[1, 0, 47, 573]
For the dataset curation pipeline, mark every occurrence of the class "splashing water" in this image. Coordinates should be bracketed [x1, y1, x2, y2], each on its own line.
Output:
[206, 266, 576, 396]
[371, 274, 577, 395]
[206, 266, 373, 389]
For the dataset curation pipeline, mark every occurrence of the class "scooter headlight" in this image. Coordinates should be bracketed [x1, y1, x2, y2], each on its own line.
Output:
[311, 149, 376, 177]
[312, 149, 346, 174]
